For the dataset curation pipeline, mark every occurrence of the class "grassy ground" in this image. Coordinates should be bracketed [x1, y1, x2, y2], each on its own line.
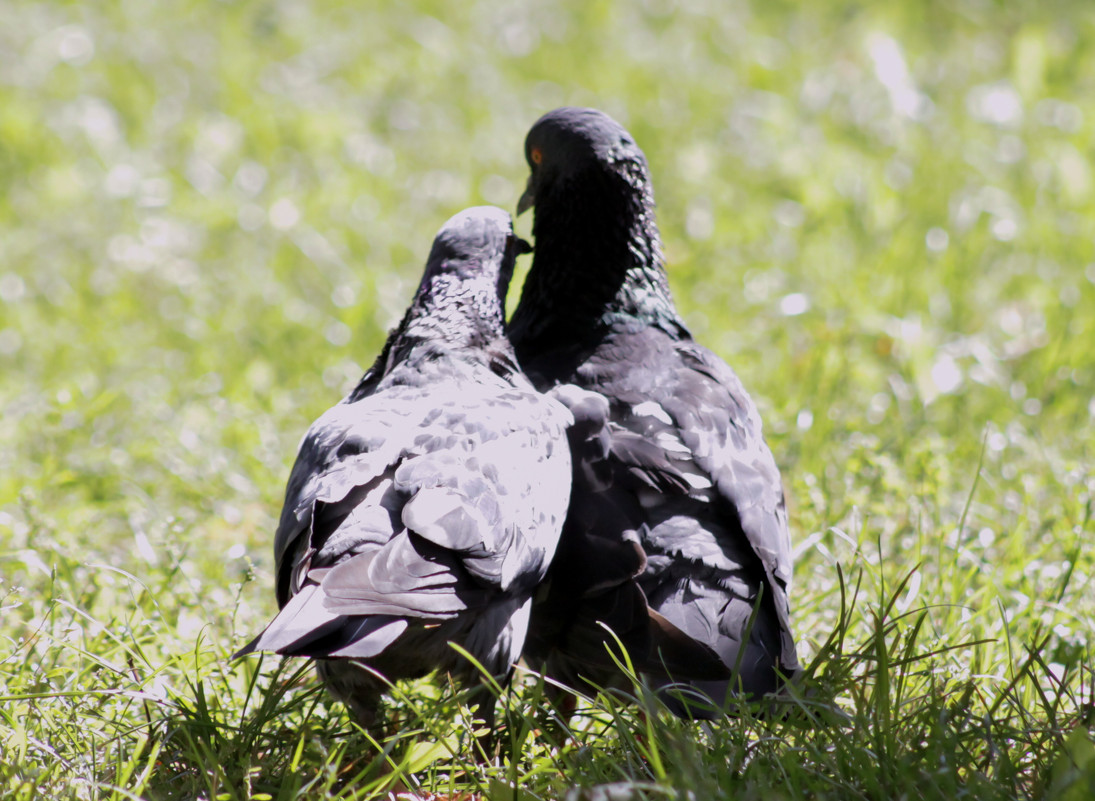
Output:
[2, 0, 1093, 798]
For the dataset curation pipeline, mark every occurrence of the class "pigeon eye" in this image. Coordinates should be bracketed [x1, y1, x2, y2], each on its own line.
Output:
[531, 148, 543, 165]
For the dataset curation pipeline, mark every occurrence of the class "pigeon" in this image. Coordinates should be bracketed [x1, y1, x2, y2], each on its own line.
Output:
[235, 206, 573, 730]
[508, 107, 800, 718]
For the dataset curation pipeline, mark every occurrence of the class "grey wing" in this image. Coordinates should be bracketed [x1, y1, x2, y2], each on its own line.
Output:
[272, 395, 406, 606]
[524, 383, 733, 682]
[390, 385, 573, 593]
[239, 391, 438, 659]
[271, 355, 399, 603]
[654, 340, 799, 674]
[259, 379, 572, 653]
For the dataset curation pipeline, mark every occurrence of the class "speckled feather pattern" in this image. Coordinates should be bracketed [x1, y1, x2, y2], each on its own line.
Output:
[510, 108, 799, 717]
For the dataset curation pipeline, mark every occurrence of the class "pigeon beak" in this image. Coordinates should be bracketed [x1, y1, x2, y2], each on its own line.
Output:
[517, 176, 536, 216]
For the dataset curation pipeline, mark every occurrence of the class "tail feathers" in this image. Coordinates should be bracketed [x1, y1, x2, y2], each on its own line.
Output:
[233, 583, 408, 660]
[547, 581, 730, 684]
[326, 617, 408, 658]
[646, 608, 732, 681]
[233, 584, 339, 658]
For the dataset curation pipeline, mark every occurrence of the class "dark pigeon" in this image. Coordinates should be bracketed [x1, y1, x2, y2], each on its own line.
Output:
[235, 206, 573, 729]
[509, 107, 800, 718]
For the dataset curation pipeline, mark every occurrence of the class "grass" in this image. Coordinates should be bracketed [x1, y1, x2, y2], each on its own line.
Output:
[2, 0, 1094, 798]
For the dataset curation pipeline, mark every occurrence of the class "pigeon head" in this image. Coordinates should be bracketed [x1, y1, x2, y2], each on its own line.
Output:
[423, 206, 530, 291]
[394, 206, 529, 354]
[509, 109, 683, 345]
[518, 107, 650, 215]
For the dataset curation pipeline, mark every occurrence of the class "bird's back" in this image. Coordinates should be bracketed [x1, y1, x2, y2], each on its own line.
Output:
[519, 320, 798, 715]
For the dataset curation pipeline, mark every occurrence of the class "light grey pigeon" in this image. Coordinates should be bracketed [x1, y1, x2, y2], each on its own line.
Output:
[235, 206, 573, 730]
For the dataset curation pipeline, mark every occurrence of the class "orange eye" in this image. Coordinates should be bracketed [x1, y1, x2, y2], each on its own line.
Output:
[531, 148, 542, 165]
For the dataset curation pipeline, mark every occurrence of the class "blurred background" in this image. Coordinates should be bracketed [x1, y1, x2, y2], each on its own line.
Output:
[1, 0, 1092, 790]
